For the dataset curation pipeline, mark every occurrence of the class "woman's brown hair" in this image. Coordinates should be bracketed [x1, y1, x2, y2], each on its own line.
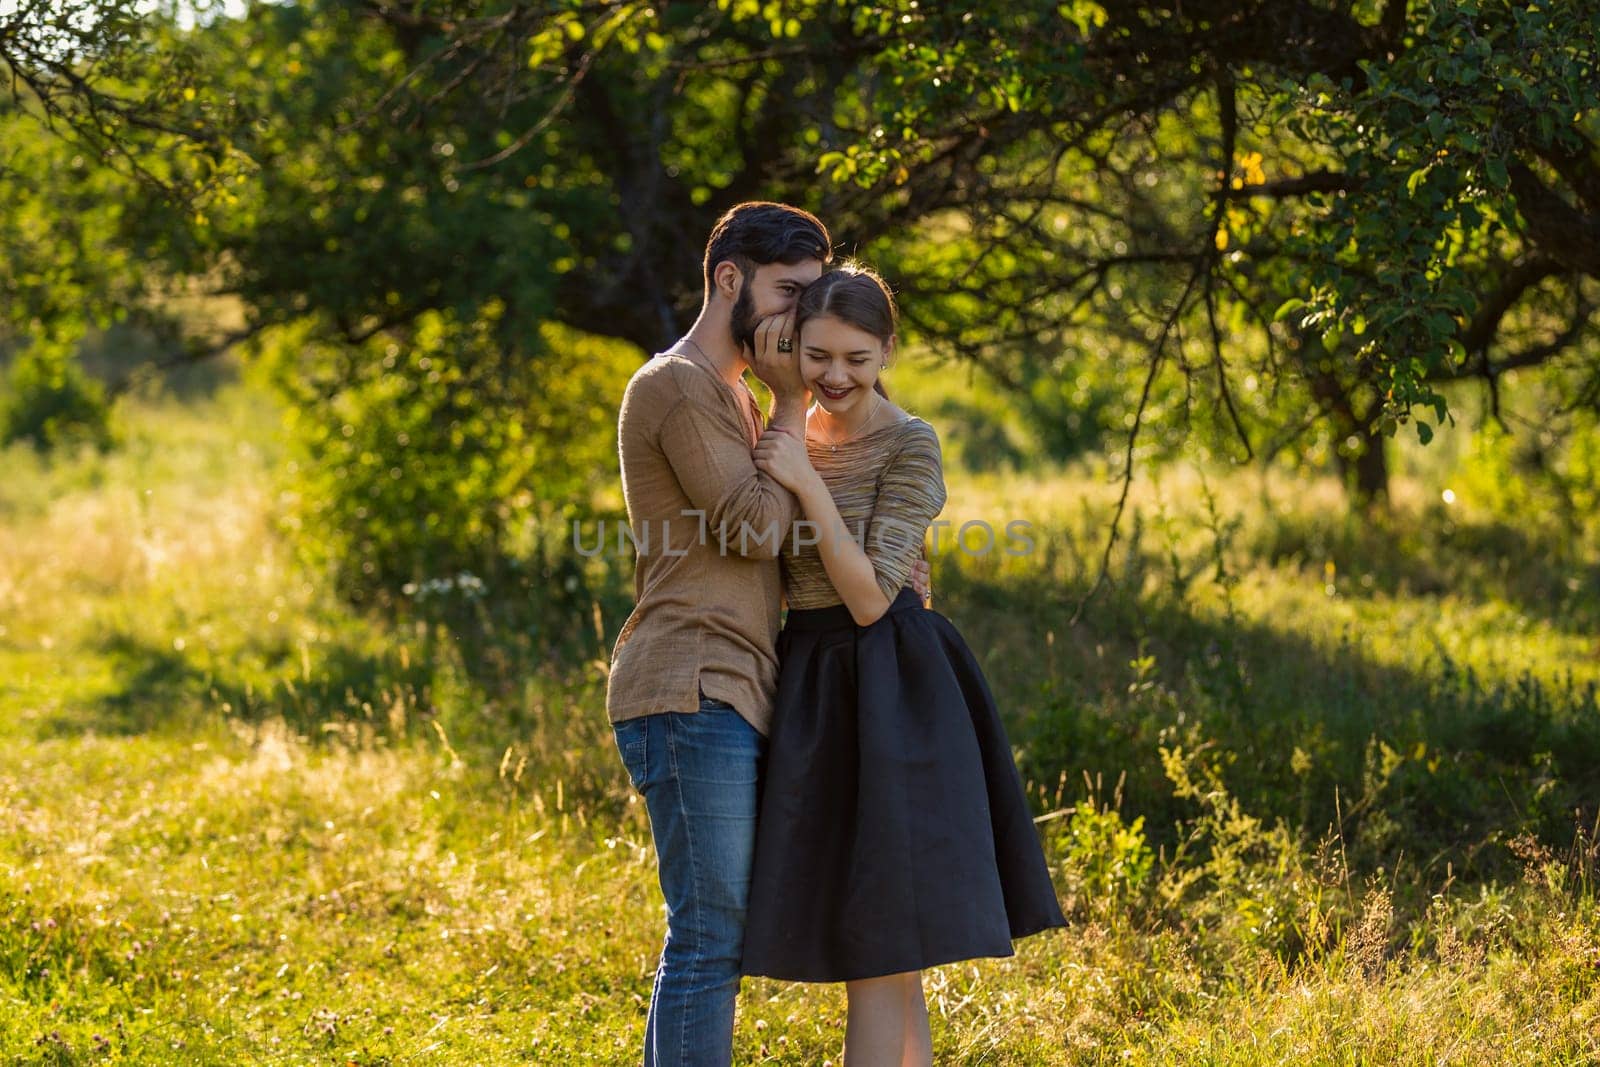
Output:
[794, 262, 897, 398]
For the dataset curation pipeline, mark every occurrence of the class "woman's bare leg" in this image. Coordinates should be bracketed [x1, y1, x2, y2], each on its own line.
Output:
[901, 971, 932, 1067]
[844, 972, 920, 1066]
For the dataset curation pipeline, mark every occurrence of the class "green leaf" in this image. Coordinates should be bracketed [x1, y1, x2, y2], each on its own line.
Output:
[1272, 298, 1307, 322]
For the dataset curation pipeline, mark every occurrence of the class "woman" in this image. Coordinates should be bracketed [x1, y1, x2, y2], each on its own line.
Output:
[741, 264, 1065, 1065]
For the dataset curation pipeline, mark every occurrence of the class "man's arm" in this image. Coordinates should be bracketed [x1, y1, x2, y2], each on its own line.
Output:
[909, 556, 933, 605]
[659, 395, 797, 560]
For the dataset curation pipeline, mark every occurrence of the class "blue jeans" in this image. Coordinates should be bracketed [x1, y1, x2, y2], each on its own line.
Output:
[613, 697, 765, 1067]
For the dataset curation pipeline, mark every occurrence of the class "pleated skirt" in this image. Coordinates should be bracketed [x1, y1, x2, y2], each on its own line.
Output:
[741, 587, 1066, 982]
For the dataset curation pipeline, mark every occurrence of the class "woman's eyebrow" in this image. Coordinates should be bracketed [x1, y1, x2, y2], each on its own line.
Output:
[803, 346, 875, 355]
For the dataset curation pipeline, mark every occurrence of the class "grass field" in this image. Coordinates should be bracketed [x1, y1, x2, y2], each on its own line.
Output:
[2, 378, 1598, 1064]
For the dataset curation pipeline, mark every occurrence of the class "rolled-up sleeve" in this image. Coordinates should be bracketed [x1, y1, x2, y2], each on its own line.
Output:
[658, 396, 797, 559]
[864, 422, 947, 600]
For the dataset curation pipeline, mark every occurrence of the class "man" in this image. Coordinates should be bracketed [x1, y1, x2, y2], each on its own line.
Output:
[606, 202, 929, 1065]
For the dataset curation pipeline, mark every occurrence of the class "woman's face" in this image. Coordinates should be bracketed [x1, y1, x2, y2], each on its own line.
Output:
[799, 314, 890, 419]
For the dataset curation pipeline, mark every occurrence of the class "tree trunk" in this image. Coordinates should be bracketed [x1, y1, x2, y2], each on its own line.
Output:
[1340, 424, 1390, 504]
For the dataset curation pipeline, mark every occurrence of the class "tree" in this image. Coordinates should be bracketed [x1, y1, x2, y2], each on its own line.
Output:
[318, 0, 1600, 503]
[4, 0, 1598, 594]
[0, 0, 253, 375]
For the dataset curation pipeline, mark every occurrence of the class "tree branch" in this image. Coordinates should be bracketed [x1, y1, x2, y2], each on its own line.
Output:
[1222, 170, 1357, 200]
[105, 321, 270, 399]
[1456, 257, 1565, 357]
[1379, 0, 1409, 50]
[1070, 262, 1206, 625]
[1508, 163, 1600, 276]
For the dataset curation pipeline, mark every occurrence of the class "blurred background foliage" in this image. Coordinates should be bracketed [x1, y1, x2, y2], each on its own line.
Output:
[3, 0, 1599, 886]
[3, 1, 1597, 536]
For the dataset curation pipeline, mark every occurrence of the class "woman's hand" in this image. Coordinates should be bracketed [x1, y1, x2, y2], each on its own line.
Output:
[753, 425, 817, 494]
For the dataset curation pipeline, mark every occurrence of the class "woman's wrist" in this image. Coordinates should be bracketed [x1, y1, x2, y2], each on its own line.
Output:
[795, 475, 830, 515]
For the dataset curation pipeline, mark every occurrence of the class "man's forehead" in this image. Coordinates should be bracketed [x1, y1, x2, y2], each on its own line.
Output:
[756, 260, 824, 285]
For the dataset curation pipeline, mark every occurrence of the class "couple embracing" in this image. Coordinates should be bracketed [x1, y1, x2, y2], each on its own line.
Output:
[606, 202, 1065, 1066]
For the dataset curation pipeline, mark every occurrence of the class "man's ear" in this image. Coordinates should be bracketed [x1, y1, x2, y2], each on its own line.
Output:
[713, 260, 743, 301]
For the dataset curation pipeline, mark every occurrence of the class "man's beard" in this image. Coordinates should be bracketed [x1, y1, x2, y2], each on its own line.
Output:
[729, 279, 758, 354]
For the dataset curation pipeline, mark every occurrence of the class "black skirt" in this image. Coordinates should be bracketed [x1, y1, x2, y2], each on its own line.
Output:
[741, 587, 1066, 982]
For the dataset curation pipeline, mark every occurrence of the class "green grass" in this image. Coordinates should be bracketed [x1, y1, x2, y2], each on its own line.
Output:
[1, 383, 1598, 1063]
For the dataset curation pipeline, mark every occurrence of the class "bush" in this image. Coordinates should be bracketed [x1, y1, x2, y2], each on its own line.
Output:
[255, 306, 638, 618]
[0, 344, 114, 452]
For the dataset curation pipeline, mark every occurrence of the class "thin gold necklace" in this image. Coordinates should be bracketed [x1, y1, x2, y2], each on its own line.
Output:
[814, 392, 883, 453]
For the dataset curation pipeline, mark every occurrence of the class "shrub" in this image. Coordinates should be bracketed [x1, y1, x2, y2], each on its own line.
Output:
[256, 306, 636, 612]
[0, 344, 114, 452]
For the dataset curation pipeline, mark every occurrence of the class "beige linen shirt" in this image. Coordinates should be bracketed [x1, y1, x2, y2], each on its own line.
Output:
[605, 350, 798, 735]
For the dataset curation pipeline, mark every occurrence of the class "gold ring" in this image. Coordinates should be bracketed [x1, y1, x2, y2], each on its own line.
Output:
[777, 337, 793, 352]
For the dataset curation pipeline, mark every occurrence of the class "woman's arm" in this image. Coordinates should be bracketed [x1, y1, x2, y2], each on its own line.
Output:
[753, 423, 945, 627]
[791, 476, 894, 627]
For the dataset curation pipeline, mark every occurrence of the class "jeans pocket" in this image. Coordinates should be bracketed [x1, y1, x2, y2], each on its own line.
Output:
[671, 705, 764, 781]
[612, 718, 650, 791]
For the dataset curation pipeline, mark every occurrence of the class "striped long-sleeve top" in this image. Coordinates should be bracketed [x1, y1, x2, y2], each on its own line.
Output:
[782, 415, 947, 609]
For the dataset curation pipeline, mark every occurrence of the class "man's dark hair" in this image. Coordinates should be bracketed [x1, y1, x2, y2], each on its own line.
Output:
[703, 201, 832, 293]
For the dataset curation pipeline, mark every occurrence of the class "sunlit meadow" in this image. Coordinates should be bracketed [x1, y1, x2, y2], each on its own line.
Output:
[1, 364, 1597, 1064]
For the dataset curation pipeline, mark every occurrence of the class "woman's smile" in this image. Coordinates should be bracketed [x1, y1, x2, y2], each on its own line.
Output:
[800, 314, 889, 417]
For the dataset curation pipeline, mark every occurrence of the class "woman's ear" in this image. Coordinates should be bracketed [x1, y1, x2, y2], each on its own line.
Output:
[883, 334, 897, 368]
[714, 261, 743, 300]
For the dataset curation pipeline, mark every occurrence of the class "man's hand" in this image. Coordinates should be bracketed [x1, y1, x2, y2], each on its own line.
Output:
[911, 557, 933, 605]
[748, 309, 806, 400]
